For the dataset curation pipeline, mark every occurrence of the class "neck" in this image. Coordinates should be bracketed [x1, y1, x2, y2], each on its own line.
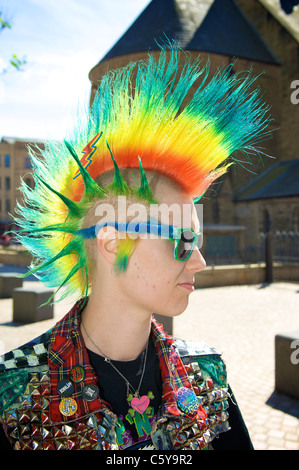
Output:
[80, 286, 152, 362]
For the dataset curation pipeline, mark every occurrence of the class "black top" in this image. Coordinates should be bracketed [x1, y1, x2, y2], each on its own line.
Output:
[87, 336, 162, 448]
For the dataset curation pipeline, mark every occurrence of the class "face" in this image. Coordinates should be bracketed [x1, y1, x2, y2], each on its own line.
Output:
[116, 183, 206, 318]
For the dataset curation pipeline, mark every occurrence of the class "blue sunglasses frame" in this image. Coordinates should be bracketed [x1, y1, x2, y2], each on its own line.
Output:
[76, 222, 201, 261]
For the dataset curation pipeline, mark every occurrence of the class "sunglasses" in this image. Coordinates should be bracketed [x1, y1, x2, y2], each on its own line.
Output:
[77, 221, 202, 262]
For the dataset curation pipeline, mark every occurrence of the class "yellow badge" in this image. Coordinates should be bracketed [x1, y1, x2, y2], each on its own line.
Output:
[59, 397, 78, 417]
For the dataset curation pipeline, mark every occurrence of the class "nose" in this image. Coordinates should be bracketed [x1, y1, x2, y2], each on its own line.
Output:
[185, 246, 206, 273]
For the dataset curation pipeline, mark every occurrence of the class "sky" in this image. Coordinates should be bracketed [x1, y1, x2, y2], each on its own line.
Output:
[0, 0, 149, 140]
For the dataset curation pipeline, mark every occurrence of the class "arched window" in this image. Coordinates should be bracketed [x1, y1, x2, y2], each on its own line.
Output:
[260, 208, 272, 234]
[292, 206, 299, 232]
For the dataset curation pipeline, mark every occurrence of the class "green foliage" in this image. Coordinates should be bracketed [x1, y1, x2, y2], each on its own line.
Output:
[0, 12, 27, 72]
[10, 53, 27, 71]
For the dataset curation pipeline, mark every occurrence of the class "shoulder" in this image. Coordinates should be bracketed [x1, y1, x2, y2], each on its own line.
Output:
[0, 329, 51, 372]
[174, 337, 221, 358]
[174, 337, 227, 387]
[0, 330, 51, 417]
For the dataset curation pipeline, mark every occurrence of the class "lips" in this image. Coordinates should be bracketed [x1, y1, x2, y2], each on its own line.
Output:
[178, 282, 194, 291]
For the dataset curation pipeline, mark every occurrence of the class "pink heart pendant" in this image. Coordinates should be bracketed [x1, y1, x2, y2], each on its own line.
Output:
[131, 395, 150, 414]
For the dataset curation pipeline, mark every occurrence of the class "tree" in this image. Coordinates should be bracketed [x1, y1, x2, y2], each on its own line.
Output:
[0, 10, 26, 72]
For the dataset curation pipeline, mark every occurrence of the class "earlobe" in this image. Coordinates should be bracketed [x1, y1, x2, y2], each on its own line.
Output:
[96, 227, 119, 265]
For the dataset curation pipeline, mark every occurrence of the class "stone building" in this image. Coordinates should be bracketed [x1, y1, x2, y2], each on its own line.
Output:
[233, 0, 299, 264]
[88, 0, 299, 264]
[0, 137, 44, 238]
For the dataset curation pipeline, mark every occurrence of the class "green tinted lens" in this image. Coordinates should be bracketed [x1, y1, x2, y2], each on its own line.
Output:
[175, 230, 196, 261]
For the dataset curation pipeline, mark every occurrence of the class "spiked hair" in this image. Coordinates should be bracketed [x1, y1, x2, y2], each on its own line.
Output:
[12, 44, 271, 303]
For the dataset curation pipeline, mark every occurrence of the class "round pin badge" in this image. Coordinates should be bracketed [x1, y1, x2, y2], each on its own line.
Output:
[82, 384, 99, 402]
[57, 379, 75, 397]
[176, 387, 199, 415]
[70, 365, 85, 383]
[59, 397, 78, 417]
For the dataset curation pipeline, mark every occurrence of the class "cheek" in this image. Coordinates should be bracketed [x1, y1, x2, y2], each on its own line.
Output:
[123, 241, 190, 316]
[128, 240, 176, 293]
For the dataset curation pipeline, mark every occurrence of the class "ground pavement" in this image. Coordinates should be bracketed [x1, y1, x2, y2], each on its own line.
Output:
[0, 271, 298, 450]
[174, 281, 299, 450]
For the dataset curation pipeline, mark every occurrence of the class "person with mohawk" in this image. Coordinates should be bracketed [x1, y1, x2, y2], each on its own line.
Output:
[0, 45, 270, 451]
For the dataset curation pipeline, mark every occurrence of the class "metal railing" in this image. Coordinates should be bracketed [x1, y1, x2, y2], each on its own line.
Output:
[205, 231, 299, 266]
[272, 231, 299, 263]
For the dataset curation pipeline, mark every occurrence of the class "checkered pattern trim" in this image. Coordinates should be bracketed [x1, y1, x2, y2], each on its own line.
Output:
[0, 337, 49, 371]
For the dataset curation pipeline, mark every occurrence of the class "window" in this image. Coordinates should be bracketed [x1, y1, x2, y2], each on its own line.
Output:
[5, 199, 10, 213]
[5, 177, 10, 191]
[25, 156, 31, 169]
[4, 154, 10, 167]
[293, 207, 299, 232]
[263, 209, 271, 233]
[259, 208, 272, 234]
[206, 235, 237, 259]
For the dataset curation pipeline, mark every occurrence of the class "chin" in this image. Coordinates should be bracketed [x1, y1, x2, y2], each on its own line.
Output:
[156, 299, 189, 318]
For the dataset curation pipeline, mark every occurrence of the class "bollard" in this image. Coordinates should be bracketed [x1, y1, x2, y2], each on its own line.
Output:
[0, 273, 23, 298]
[275, 331, 299, 399]
[13, 286, 54, 323]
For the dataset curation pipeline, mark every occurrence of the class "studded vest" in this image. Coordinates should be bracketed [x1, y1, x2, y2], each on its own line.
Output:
[0, 302, 231, 450]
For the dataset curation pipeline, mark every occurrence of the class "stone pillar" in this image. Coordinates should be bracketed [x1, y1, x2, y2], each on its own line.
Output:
[13, 286, 54, 323]
[0, 273, 23, 298]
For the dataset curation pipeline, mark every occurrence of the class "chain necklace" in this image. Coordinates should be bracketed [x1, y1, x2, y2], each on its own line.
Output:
[81, 320, 153, 415]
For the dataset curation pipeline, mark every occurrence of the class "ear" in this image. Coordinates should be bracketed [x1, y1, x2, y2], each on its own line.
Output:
[96, 226, 119, 266]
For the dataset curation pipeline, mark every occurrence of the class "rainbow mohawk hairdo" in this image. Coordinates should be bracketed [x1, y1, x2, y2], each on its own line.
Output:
[12, 44, 271, 303]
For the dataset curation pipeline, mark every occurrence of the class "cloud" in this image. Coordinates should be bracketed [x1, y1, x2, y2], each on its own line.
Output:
[0, 48, 98, 139]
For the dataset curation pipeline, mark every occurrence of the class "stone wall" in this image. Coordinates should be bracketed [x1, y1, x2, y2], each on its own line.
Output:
[235, 196, 299, 247]
[236, 0, 299, 161]
[195, 262, 299, 288]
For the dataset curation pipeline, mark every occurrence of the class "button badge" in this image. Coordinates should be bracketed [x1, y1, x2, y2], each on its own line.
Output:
[59, 397, 78, 417]
[70, 365, 85, 383]
[57, 379, 75, 397]
[176, 387, 199, 415]
[82, 384, 99, 402]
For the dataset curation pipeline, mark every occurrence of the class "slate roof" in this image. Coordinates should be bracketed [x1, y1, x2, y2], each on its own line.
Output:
[187, 0, 280, 63]
[235, 159, 299, 201]
[100, 0, 280, 65]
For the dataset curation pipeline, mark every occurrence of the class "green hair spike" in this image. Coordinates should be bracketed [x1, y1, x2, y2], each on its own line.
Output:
[36, 174, 87, 219]
[106, 140, 132, 196]
[64, 140, 107, 201]
[136, 156, 156, 203]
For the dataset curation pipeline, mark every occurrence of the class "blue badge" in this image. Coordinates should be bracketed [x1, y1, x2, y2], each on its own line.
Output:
[176, 387, 199, 414]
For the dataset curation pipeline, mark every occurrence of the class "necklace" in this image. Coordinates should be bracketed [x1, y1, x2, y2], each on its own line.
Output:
[81, 320, 154, 415]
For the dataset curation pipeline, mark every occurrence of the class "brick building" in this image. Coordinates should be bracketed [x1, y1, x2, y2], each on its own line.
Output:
[89, 0, 299, 264]
[0, 137, 44, 238]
